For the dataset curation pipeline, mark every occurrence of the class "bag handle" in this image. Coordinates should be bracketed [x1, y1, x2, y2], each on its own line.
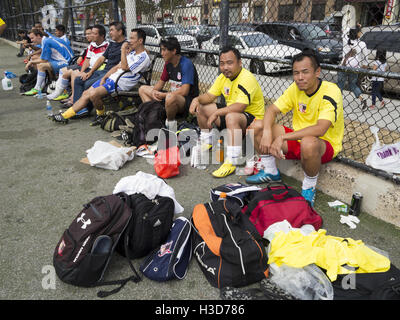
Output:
[266, 182, 289, 190]
[272, 191, 289, 201]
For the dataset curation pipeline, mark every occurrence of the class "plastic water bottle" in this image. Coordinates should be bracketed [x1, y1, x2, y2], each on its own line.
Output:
[216, 139, 224, 163]
[37, 89, 43, 99]
[2, 72, 13, 91]
[46, 100, 53, 117]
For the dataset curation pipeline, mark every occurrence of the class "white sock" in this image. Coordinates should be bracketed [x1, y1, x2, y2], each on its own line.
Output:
[199, 131, 213, 144]
[34, 71, 46, 91]
[260, 155, 278, 175]
[302, 173, 318, 190]
[165, 119, 177, 132]
[226, 145, 241, 164]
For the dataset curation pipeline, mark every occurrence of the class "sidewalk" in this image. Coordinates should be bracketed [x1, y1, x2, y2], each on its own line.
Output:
[0, 41, 399, 300]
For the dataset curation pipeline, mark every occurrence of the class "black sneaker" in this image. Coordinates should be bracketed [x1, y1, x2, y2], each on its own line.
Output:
[90, 114, 105, 127]
[51, 112, 69, 124]
[260, 278, 298, 300]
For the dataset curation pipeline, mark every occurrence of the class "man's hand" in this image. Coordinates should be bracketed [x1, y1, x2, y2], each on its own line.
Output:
[121, 41, 131, 54]
[206, 111, 219, 129]
[269, 135, 286, 160]
[80, 71, 92, 81]
[189, 97, 200, 115]
[259, 130, 273, 155]
[152, 89, 165, 101]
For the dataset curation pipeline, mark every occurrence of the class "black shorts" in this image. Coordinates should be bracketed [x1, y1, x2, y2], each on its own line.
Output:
[216, 102, 256, 131]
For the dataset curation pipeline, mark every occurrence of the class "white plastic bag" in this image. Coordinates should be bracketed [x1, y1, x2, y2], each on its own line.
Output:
[269, 263, 334, 300]
[86, 141, 135, 170]
[365, 126, 400, 173]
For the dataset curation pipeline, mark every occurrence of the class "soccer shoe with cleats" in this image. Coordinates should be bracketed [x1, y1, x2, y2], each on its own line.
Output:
[245, 169, 281, 184]
[302, 187, 316, 207]
[23, 88, 38, 96]
[51, 112, 69, 124]
[212, 160, 236, 178]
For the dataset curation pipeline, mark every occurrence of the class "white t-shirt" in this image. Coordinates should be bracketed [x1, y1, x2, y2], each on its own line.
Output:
[371, 61, 387, 82]
[109, 50, 151, 91]
[86, 41, 109, 68]
[341, 28, 369, 67]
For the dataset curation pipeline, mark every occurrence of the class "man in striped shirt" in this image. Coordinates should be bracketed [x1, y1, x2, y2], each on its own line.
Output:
[51, 28, 150, 125]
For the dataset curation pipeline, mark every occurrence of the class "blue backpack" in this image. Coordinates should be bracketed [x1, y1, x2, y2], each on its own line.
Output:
[140, 217, 192, 281]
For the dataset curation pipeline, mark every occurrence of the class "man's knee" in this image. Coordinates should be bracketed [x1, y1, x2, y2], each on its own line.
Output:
[300, 136, 321, 158]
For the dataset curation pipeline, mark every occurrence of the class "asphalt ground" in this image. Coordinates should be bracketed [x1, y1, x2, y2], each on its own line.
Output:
[1, 42, 400, 303]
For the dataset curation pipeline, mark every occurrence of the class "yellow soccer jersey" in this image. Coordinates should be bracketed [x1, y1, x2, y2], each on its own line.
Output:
[274, 80, 344, 157]
[208, 68, 265, 120]
[0, 18, 5, 26]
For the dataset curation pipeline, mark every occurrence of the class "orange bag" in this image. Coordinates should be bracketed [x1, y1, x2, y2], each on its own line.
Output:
[154, 146, 181, 179]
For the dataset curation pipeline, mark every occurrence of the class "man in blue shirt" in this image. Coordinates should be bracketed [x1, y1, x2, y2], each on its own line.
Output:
[23, 28, 73, 96]
[138, 37, 199, 130]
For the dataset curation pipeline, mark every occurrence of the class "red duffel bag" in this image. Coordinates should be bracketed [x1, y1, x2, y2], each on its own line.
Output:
[242, 182, 323, 236]
[154, 145, 181, 179]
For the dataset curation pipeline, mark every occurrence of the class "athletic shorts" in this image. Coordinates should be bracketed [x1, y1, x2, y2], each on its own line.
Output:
[92, 78, 120, 94]
[50, 61, 69, 75]
[283, 126, 334, 164]
[216, 102, 256, 131]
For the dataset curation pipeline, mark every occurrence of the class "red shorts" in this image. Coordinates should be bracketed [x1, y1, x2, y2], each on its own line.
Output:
[283, 126, 334, 164]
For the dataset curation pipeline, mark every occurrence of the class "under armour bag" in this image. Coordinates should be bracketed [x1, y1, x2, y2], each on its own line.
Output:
[116, 193, 175, 260]
[53, 193, 141, 297]
[243, 182, 323, 236]
[140, 217, 192, 281]
[192, 200, 269, 288]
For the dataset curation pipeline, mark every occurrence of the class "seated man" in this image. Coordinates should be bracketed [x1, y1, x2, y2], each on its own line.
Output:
[139, 36, 199, 130]
[71, 21, 127, 105]
[51, 28, 151, 125]
[23, 29, 73, 96]
[246, 49, 344, 207]
[189, 46, 265, 178]
[47, 25, 108, 102]
[16, 29, 31, 57]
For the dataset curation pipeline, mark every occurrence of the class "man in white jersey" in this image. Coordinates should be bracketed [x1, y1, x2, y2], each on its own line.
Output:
[51, 28, 151, 125]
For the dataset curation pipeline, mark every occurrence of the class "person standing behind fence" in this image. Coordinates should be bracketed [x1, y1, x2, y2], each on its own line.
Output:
[337, 24, 369, 111]
[369, 49, 387, 109]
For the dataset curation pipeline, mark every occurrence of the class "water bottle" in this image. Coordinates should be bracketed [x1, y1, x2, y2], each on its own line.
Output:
[216, 139, 224, 163]
[191, 139, 206, 170]
[2, 72, 13, 91]
[46, 100, 53, 117]
[37, 89, 43, 99]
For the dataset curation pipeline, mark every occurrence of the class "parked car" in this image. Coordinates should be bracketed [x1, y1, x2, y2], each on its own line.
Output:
[358, 25, 400, 95]
[139, 24, 199, 56]
[201, 31, 301, 75]
[193, 25, 219, 48]
[228, 23, 257, 32]
[313, 21, 342, 40]
[255, 22, 342, 64]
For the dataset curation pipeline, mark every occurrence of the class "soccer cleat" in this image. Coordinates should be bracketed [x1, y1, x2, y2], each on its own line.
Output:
[245, 169, 281, 184]
[52, 93, 70, 101]
[23, 88, 38, 96]
[212, 160, 236, 178]
[301, 187, 316, 207]
[90, 114, 106, 126]
[51, 112, 69, 124]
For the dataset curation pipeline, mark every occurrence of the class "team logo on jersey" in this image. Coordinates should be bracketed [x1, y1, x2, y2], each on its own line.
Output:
[177, 72, 181, 80]
[224, 86, 230, 95]
[298, 103, 307, 113]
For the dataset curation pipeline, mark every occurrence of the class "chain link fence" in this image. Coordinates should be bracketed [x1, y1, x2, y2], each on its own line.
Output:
[1, 0, 400, 183]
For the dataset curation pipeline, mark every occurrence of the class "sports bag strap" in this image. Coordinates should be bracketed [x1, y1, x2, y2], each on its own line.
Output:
[266, 182, 289, 190]
[96, 274, 140, 298]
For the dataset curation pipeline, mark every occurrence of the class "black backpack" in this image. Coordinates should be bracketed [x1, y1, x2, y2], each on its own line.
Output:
[117, 100, 167, 147]
[116, 193, 175, 260]
[191, 199, 269, 288]
[19, 69, 37, 93]
[53, 193, 141, 298]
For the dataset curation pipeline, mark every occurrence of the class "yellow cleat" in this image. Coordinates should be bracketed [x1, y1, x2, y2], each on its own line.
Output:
[212, 160, 236, 178]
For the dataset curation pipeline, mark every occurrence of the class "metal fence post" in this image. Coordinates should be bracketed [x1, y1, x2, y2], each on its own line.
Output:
[124, 0, 137, 33]
[112, 0, 120, 22]
[68, 0, 75, 39]
[219, 0, 229, 50]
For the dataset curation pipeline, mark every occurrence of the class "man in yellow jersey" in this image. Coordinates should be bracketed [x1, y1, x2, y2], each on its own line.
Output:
[246, 49, 344, 207]
[0, 18, 6, 36]
[189, 46, 265, 178]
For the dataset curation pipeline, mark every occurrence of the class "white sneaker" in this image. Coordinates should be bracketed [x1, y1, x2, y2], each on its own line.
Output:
[47, 86, 65, 100]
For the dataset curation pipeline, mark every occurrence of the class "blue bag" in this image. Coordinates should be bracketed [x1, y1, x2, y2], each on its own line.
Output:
[140, 217, 192, 281]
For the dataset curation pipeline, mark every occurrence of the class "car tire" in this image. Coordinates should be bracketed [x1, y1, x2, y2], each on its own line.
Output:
[205, 53, 217, 67]
[250, 59, 265, 75]
[359, 75, 372, 94]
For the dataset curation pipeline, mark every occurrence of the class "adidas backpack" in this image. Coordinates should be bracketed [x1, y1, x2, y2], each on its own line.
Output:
[53, 193, 141, 297]
[116, 193, 175, 260]
[191, 199, 269, 288]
